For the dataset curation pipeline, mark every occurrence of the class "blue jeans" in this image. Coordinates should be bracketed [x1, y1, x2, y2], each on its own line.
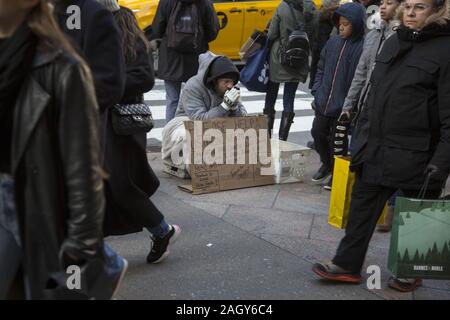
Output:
[104, 243, 126, 277]
[264, 81, 299, 113]
[146, 220, 170, 238]
[388, 190, 403, 207]
[165, 80, 182, 123]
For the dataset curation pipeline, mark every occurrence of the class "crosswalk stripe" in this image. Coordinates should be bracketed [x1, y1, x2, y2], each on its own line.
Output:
[146, 80, 315, 143]
[146, 98, 314, 121]
[144, 82, 309, 101]
[146, 115, 314, 142]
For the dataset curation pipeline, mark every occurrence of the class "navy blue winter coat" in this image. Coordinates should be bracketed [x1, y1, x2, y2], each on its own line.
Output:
[311, 2, 366, 117]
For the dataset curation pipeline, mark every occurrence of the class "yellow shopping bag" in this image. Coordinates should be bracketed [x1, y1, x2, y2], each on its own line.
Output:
[328, 156, 386, 229]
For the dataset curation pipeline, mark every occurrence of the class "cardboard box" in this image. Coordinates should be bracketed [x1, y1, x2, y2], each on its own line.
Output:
[163, 160, 190, 179]
[178, 115, 274, 195]
[271, 139, 312, 184]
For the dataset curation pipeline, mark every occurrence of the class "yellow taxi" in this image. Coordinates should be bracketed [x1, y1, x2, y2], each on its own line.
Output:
[119, 0, 323, 61]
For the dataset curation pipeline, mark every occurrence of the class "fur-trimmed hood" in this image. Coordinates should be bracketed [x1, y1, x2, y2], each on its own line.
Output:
[396, 0, 450, 28]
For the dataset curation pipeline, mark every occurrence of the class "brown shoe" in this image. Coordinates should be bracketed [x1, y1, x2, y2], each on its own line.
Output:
[312, 261, 362, 283]
[377, 206, 394, 232]
[388, 276, 423, 292]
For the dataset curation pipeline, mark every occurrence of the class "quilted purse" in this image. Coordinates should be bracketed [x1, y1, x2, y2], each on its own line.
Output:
[111, 103, 154, 136]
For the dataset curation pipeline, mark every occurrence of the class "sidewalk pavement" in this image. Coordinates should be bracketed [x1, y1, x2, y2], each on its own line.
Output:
[106, 150, 450, 300]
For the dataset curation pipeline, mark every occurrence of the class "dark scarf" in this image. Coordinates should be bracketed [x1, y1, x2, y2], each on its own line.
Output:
[0, 22, 38, 172]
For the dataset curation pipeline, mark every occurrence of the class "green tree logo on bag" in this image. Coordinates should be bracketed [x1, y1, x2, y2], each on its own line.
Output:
[388, 198, 450, 279]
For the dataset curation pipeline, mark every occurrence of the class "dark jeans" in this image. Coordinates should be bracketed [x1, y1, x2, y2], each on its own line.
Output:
[332, 172, 441, 273]
[264, 80, 299, 113]
[0, 174, 21, 299]
[311, 113, 338, 171]
[164, 80, 182, 123]
[388, 190, 403, 207]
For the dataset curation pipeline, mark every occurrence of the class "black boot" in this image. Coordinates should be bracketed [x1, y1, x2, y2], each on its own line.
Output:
[279, 111, 295, 141]
[263, 109, 275, 138]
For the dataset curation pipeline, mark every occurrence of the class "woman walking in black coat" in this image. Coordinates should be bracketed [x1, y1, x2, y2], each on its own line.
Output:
[313, 0, 450, 292]
[99, 1, 181, 264]
[0, 0, 123, 299]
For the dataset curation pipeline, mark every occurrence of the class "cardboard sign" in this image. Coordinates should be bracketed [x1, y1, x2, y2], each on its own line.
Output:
[178, 115, 274, 195]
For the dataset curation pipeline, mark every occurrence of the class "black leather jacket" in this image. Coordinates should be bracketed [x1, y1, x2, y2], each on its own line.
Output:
[11, 47, 105, 299]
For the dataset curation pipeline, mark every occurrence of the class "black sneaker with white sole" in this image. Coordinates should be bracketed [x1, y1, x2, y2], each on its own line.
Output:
[147, 225, 181, 264]
[311, 164, 331, 183]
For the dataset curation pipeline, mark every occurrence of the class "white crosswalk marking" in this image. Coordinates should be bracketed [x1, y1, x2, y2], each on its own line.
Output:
[146, 80, 315, 143]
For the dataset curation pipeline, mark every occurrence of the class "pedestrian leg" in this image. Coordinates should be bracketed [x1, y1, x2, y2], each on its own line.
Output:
[332, 174, 396, 273]
[164, 80, 182, 123]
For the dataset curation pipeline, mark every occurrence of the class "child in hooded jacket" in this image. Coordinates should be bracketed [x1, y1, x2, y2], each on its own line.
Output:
[310, 2, 366, 189]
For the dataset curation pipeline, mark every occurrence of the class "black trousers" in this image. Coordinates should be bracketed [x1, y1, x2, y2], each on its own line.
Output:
[311, 113, 338, 170]
[332, 173, 441, 273]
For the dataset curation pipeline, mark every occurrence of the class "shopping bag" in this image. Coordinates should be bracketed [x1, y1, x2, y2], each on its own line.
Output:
[239, 29, 268, 62]
[388, 196, 450, 279]
[328, 156, 386, 229]
[240, 40, 269, 93]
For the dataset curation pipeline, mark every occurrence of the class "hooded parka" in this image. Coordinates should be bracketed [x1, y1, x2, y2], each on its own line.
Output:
[351, 3, 450, 190]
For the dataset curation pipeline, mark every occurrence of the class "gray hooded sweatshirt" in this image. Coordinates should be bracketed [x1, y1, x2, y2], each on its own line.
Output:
[342, 19, 399, 113]
[175, 51, 247, 120]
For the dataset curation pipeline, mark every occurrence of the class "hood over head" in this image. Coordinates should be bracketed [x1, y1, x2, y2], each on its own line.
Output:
[333, 2, 367, 40]
[198, 53, 239, 88]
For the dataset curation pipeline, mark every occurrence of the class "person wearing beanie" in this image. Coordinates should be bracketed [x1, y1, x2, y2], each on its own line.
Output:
[161, 52, 247, 168]
[96, 0, 120, 12]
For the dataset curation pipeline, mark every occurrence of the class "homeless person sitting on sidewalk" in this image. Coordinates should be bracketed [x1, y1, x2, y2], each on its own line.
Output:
[162, 52, 247, 166]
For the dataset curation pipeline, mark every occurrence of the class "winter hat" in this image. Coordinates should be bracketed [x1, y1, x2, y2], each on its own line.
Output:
[204, 56, 240, 86]
[96, 0, 120, 12]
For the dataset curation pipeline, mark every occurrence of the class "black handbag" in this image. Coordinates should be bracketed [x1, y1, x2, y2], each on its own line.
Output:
[111, 103, 154, 136]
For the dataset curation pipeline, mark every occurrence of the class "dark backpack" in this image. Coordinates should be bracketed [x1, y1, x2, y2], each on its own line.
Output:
[167, 0, 204, 54]
[279, 4, 310, 69]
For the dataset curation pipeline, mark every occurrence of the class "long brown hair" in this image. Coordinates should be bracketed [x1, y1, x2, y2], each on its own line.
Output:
[27, 0, 79, 57]
[113, 6, 150, 62]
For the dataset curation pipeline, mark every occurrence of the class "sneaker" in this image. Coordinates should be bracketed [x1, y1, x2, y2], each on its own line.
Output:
[147, 224, 181, 264]
[111, 257, 128, 299]
[323, 176, 333, 191]
[311, 165, 331, 183]
[388, 276, 423, 292]
[312, 261, 362, 283]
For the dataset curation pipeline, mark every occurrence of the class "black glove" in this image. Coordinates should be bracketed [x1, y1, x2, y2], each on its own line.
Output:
[311, 100, 317, 111]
